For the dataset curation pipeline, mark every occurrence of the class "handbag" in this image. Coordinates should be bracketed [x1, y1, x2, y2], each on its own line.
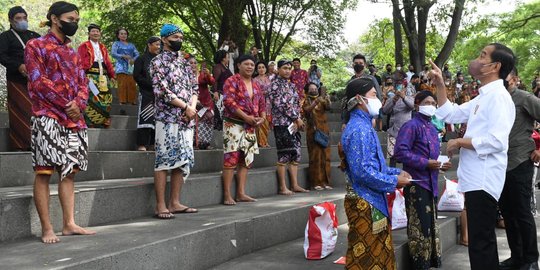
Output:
[314, 128, 329, 148]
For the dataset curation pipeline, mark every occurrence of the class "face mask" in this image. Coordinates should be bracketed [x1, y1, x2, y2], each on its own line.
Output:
[308, 94, 319, 99]
[396, 67, 402, 71]
[13, 20, 28, 31]
[362, 97, 382, 117]
[59, 20, 78, 36]
[168, 39, 182, 52]
[386, 68, 392, 72]
[418, 105, 436, 117]
[468, 60, 493, 78]
[222, 45, 229, 51]
[353, 64, 364, 73]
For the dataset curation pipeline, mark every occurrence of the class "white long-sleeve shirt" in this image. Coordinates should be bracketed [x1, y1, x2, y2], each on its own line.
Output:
[435, 79, 515, 201]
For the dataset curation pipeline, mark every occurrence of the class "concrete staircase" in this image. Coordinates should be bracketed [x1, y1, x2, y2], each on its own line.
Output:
[0, 101, 464, 269]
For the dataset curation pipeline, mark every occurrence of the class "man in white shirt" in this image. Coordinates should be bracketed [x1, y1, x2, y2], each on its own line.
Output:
[431, 43, 516, 270]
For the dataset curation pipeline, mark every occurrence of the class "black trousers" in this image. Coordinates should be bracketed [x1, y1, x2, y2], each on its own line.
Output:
[499, 159, 539, 264]
[465, 190, 499, 270]
[136, 128, 155, 146]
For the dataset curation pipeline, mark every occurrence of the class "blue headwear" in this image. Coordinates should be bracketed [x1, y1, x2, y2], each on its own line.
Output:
[160, 23, 183, 37]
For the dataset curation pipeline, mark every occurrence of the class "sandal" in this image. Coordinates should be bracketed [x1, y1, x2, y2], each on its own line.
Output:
[314, 186, 324, 191]
[154, 212, 175, 219]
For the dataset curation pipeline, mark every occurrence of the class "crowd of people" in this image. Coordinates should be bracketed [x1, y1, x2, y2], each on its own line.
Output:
[0, 2, 539, 270]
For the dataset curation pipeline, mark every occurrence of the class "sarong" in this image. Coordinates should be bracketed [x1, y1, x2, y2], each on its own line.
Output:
[387, 135, 396, 158]
[345, 187, 396, 270]
[273, 125, 301, 164]
[154, 121, 194, 179]
[7, 80, 32, 150]
[404, 184, 442, 269]
[223, 118, 259, 168]
[255, 118, 271, 147]
[194, 107, 214, 149]
[31, 116, 88, 179]
[84, 65, 112, 128]
[117, 73, 137, 104]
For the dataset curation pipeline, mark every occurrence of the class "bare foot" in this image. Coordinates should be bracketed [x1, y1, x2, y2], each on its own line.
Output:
[324, 185, 333, 190]
[314, 186, 324, 191]
[42, 229, 60, 244]
[292, 186, 310, 193]
[168, 202, 191, 212]
[223, 195, 237, 205]
[279, 189, 295, 195]
[236, 194, 257, 202]
[62, 224, 96, 236]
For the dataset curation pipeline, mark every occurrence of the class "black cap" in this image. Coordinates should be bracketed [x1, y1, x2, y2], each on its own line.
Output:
[345, 77, 374, 100]
[277, 59, 292, 68]
[87, 23, 100, 32]
[8, 6, 26, 20]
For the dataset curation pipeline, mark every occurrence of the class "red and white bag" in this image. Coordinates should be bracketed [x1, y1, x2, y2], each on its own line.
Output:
[304, 202, 338, 260]
[387, 188, 407, 230]
[437, 177, 464, 211]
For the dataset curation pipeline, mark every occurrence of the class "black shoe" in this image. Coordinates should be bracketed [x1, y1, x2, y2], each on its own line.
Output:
[520, 262, 539, 270]
[500, 258, 522, 270]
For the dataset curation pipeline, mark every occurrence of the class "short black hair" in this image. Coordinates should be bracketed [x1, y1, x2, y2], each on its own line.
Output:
[411, 74, 419, 79]
[292, 58, 301, 62]
[304, 82, 319, 94]
[213, 50, 228, 64]
[386, 63, 392, 67]
[488, 43, 516, 80]
[352, 54, 366, 62]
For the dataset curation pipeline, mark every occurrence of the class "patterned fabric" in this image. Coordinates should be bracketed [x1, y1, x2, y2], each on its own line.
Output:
[341, 109, 400, 217]
[77, 40, 115, 78]
[404, 184, 442, 269]
[273, 126, 301, 164]
[222, 73, 266, 133]
[111, 41, 139, 74]
[387, 135, 396, 158]
[290, 68, 308, 100]
[268, 76, 300, 127]
[32, 116, 88, 179]
[253, 75, 272, 116]
[223, 120, 259, 168]
[198, 71, 215, 109]
[84, 64, 113, 127]
[25, 32, 89, 130]
[382, 95, 415, 138]
[150, 50, 198, 127]
[6, 81, 32, 150]
[154, 121, 194, 178]
[134, 51, 157, 129]
[308, 68, 322, 86]
[195, 114, 213, 149]
[255, 118, 271, 147]
[303, 96, 331, 187]
[344, 194, 396, 270]
[394, 113, 441, 197]
[253, 75, 272, 146]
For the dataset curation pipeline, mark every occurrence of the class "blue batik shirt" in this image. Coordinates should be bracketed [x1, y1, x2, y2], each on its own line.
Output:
[341, 108, 400, 217]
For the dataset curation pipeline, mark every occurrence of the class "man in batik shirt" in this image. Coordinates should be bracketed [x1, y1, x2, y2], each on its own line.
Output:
[150, 24, 199, 219]
[268, 59, 309, 195]
[25, 1, 95, 244]
[290, 57, 308, 106]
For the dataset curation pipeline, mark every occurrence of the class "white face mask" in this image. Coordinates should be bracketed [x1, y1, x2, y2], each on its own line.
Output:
[396, 67, 402, 71]
[418, 105, 437, 117]
[362, 97, 382, 117]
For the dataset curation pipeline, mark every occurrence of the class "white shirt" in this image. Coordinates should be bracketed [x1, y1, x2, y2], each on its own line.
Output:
[435, 79, 515, 201]
[406, 71, 415, 83]
[90, 40, 103, 63]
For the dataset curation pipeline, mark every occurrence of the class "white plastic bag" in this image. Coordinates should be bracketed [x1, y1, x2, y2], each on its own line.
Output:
[387, 188, 407, 230]
[437, 177, 465, 212]
[304, 202, 338, 260]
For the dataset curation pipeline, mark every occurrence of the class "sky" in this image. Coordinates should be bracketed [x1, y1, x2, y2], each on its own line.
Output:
[343, 0, 534, 44]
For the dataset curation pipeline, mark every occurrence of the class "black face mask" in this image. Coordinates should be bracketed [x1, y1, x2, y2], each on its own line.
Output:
[353, 64, 364, 73]
[59, 20, 78, 36]
[168, 39, 182, 52]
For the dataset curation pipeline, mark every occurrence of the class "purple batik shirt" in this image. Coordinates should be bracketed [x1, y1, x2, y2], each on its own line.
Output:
[394, 112, 441, 197]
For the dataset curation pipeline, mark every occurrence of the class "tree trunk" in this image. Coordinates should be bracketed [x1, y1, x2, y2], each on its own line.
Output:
[217, 0, 250, 55]
[434, 0, 466, 67]
[247, 1, 264, 61]
[416, 3, 432, 71]
[393, 7, 403, 66]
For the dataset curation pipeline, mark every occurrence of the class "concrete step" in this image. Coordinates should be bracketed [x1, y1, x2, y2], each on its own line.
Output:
[211, 214, 458, 270]
[0, 145, 343, 188]
[0, 164, 348, 242]
[110, 104, 139, 116]
[0, 189, 348, 270]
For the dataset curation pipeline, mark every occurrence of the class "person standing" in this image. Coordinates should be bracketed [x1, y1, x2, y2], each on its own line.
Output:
[406, 64, 415, 83]
[303, 82, 332, 190]
[290, 58, 308, 103]
[133, 36, 160, 151]
[221, 55, 266, 205]
[498, 68, 540, 270]
[212, 49, 233, 131]
[253, 61, 272, 148]
[112, 27, 139, 105]
[431, 43, 516, 269]
[268, 59, 309, 195]
[25, 1, 95, 243]
[150, 24, 198, 219]
[308, 59, 322, 86]
[77, 23, 115, 128]
[188, 55, 215, 150]
[394, 91, 452, 269]
[0, 6, 40, 150]
[341, 77, 411, 270]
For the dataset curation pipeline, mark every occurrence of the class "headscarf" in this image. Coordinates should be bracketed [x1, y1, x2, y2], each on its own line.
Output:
[41, 1, 79, 27]
[160, 23, 183, 37]
[277, 59, 292, 68]
[145, 36, 161, 53]
[414, 90, 436, 105]
[8, 6, 26, 20]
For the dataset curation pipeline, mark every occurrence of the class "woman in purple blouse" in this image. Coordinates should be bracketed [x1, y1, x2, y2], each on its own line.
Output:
[394, 90, 452, 269]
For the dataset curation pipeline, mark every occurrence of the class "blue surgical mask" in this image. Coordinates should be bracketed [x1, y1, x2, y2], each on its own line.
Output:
[13, 20, 28, 31]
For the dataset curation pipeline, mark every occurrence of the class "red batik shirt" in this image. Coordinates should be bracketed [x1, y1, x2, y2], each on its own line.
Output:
[25, 32, 89, 130]
[290, 68, 308, 100]
[223, 73, 266, 132]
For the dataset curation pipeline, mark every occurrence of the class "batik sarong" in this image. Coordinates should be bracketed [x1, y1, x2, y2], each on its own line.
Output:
[154, 121, 194, 179]
[273, 125, 301, 164]
[223, 118, 259, 168]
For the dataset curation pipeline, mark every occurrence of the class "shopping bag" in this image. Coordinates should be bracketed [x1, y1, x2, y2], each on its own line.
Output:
[304, 202, 338, 260]
[387, 188, 407, 230]
[437, 177, 464, 211]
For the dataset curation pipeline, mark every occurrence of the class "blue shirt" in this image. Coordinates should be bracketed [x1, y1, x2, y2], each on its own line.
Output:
[111, 41, 139, 74]
[342, 108, 400, 217]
